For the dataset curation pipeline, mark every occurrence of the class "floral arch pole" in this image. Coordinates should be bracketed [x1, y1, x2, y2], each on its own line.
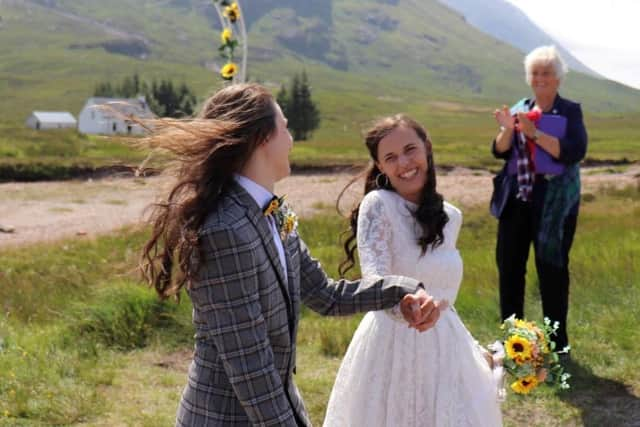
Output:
[213, 1, 248, 82]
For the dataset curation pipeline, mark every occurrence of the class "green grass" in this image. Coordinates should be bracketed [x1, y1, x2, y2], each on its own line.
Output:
[0, 124, 150, 181]
[3, 105, 640, 176]
[289, 101, 640, 168]
[2, 0, 640, 175]
[1, 186, 639, 426]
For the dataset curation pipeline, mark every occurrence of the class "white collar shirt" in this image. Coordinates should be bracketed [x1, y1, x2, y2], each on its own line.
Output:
[234, 174, 287, 280]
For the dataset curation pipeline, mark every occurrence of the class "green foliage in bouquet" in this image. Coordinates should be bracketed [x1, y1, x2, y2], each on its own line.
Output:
[491, 315, 571, 395]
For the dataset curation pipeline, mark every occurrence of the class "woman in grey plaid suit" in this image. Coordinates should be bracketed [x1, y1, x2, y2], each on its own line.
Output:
[139, 83, 447, 426]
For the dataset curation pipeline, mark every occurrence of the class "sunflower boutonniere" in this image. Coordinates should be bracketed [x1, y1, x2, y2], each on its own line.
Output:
[263, 195, 298, 240]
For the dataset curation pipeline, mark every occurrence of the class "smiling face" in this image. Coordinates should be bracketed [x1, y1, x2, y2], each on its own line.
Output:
[375, 125, 429, 204]
[529, 62, 560, 101]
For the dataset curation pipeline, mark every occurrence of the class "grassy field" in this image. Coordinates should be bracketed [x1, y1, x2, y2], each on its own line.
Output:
[0, 123, 152, 181]
[3, 0, 640, 180]
[0, 183, 638, 426]
[4, 0, 640, 125]
[3, 106, 640, 181]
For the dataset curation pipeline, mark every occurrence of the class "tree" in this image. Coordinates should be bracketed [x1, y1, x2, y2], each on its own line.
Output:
[94, 81, 115, 97]
[297, 71, 320, 141]
[276, 84, 289, 118]
[287, 74, 303, 139]
[277, 71, 320, 141]
[92, 74, 197, 118]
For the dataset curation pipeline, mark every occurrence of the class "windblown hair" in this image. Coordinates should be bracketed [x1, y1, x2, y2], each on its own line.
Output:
[337, 114, 448, 277]
[139, 83, 277, 299]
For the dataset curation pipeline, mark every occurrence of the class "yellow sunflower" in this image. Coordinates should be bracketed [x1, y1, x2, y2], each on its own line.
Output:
[220, 62, 238, 80]
[221, 28, 233, 44]
[264, 199, 280, 216]
[515, 319, 534, 330]
[224, 3, 240, 22]
[505, 335, 533, 363]
[283, 213, 297, 235]
[534, 328, 550, 353]
[510, 375, 539, 394]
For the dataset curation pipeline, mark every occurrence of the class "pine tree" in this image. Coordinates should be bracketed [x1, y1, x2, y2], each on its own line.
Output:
[94, 82, 114, 97]
[284, 71, 320, 141]
[178, 83, 197, 116]
[92, 74, 197, 118]
[276, 84, 289, 118]
[133, 73, 141, 96]
[288, 73, 304, 140]
[120, 75, 136, 98]
[297, 71, 320, 141]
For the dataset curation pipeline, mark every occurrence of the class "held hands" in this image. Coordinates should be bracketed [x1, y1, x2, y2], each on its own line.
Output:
[399, 288, 449, 332]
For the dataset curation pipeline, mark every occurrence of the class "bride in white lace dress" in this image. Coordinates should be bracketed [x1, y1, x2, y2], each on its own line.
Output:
[324, 115, 502, 427]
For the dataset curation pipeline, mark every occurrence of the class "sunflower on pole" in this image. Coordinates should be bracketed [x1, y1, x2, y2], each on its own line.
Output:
[212, 0, 247, 83]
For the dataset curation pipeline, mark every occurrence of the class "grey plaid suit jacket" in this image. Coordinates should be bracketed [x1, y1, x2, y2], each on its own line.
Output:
[176, 182, 421, 426]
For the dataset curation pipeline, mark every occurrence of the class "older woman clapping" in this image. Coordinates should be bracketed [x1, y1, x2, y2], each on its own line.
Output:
[490, 46, 588, 355]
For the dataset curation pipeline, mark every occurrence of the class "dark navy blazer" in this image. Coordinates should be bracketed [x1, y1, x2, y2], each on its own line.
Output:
[490, 94, 588, 218]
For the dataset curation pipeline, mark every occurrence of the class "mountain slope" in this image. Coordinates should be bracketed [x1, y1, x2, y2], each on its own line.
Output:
[1, 0, 639, 128]
[437, 0, 601, 77]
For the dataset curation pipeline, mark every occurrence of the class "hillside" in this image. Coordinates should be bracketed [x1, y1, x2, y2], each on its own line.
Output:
[437, 0, 602, 78]
[1, 0, 639, 146]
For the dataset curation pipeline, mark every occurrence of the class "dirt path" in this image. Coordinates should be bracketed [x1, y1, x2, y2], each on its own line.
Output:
[1, 166, 638, 249]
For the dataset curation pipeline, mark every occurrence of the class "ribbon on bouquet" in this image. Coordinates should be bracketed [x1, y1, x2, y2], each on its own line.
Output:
[488, 341, 507, 402]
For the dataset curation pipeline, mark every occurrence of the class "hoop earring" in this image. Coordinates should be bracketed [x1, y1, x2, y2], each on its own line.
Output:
[375, 173, 389, 189]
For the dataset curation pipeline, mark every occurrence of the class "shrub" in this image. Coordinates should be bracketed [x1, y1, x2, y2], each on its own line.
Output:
[72, 283, 183, 351]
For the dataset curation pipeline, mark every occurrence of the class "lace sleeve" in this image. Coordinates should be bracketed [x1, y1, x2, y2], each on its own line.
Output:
[357, 191, 393, 278]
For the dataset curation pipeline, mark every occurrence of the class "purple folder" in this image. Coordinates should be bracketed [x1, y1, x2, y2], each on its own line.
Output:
[508, 114, 567, 175]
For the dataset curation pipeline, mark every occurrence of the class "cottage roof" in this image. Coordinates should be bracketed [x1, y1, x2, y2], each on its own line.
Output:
[83, 97, 153, 118]
[31, 111, 77, 124]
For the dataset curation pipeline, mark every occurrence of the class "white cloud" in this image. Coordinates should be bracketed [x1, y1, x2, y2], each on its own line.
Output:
[507, 0, 640, 89]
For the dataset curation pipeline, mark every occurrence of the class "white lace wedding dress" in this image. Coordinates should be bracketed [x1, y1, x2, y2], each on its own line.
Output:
[323, 190, 503, 427]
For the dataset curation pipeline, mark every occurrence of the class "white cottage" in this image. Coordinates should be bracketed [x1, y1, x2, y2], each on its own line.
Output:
[26, 111, 77, 130]
[77, 97, 153, 135]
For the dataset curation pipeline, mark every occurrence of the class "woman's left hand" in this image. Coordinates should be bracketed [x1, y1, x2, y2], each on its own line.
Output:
[400, 289, 448, 332]
[516, 112, 536, 138]
[482, 348, 494, 369]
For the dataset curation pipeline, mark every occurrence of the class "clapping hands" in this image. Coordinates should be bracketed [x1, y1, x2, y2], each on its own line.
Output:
[494, 105, 515, 130]
[494, 105, 538, 139]
[515, 112, 536, 138]
[399, 288, 449, 332]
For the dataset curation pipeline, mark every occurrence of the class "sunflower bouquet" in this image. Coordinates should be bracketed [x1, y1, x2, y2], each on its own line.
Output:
[489, 315, 571, 396]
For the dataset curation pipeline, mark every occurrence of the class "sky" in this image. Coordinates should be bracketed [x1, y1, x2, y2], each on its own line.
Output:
[506, 0, 640, 90]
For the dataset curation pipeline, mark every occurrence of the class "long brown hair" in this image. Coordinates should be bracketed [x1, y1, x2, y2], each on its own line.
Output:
[139, 83, 277, 299]
[338, 114, 448, 276]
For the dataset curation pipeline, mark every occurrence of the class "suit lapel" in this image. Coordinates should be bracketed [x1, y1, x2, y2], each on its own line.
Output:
[254, 216, 288, 288]
[284, 237, 298, 297]
[228, 182, 292, 306]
